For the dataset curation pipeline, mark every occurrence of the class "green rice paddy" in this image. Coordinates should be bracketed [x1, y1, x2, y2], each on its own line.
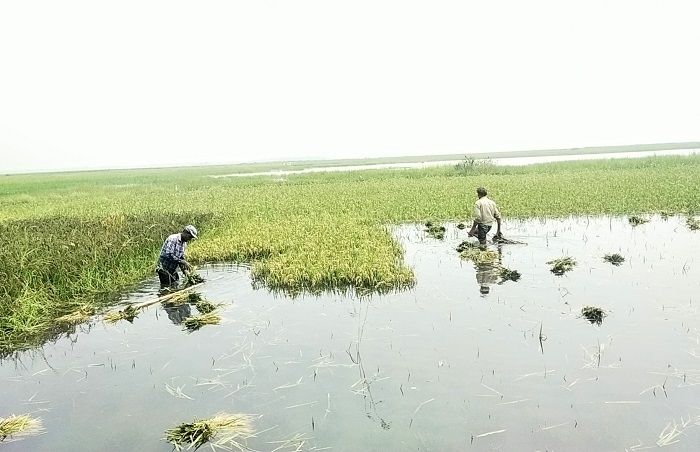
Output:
[1, 155, 699, 354]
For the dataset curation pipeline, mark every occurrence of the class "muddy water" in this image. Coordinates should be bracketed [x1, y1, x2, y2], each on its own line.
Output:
[1, 216, 699, 451]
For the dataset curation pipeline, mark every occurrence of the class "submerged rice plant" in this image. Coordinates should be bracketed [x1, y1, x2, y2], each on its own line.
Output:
[628, 215, 649, 226]
[603, 253, 625, 266]
[183, 312, 220, 331]
[581, 306, 606, 325]
[103, 305, 139, 324]
[687, 217, 700, 231]
[0, 414, 43, 442]
[499, 267, 521, 283]
[425, 223, 446, 239]
[164, 413, 253, 451]
[547, 257, 576, 275]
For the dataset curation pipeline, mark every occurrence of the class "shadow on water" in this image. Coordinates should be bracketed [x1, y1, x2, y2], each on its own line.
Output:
[1, 215, 700, 450]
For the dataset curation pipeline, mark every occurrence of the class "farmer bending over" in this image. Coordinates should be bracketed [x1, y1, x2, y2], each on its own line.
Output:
[157, 225, 198, 288]
[468, 187, 501, 245]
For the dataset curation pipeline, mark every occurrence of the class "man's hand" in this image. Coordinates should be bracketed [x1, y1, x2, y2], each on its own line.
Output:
[181, 261, 192, 273]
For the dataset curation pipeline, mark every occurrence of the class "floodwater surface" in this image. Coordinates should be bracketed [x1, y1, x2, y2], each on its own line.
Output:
[210, 149, 698, 178]
[1, 216, 699, 450]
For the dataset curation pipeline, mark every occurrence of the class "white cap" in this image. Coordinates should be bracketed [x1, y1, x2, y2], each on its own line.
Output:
[184, 225, 198, 238]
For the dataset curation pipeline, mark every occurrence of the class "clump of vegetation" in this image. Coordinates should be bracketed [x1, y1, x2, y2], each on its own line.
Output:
[104, 305, 139, 324]
[687, 217, 700, 231]
[424, 222, 446, 239]
[603, 253, 625, 266]
[164, 413, 253, 451]
[628, 215, 649, 226]
[0, 414, 43, 442]
[460, 248, 499, 264]
[456, 222, 466, 230]
[499, 267, 521, 283]
[195, 300, 219, 314]
[581, 306, 606, 325]
[183, 312, 220, 331]
[547, 256, 576, 275]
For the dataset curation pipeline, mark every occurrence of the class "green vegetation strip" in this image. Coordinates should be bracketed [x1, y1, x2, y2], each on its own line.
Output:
[1, 155, 699, 354]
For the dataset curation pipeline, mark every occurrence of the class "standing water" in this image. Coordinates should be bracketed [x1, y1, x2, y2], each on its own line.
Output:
[1, 216, 699, 450]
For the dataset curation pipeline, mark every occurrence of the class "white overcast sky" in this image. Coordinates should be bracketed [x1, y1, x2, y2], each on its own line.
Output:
[1, 1, 698, 173]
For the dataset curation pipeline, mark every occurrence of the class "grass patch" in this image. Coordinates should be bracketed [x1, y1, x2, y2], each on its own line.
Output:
[164, 413, 253, 451]
[547, 257, 576, 275]
[0, 414, 43, 442]
[603, 253, 625, 266]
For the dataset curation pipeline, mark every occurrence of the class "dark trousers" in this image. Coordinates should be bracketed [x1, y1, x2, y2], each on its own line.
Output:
[157, 268, 179, 288]
[476, 223, 492, 242]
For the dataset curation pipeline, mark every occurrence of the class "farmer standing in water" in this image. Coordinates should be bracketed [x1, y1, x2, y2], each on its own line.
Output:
[468, 187, 502, 245]
[157, 225, 198, 288]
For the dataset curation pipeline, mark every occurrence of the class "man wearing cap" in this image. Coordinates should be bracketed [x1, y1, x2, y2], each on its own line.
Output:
[156, 225, 198, 288]
[468, 187, 502, 245]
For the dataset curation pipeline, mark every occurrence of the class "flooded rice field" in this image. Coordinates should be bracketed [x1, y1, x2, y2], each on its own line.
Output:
[2, 216, 699, 450]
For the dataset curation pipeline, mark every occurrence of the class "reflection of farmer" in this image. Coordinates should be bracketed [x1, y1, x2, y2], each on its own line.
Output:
[475, 263, 500, 295]
[164, 303, 192, 324]
[468, 187, 502, 245]
[156, 225, 198, 288]
[163, 303, 192, 325]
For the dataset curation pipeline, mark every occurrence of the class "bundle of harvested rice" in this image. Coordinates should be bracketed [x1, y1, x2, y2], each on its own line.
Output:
[0, 414, 43, 442]
[164, 413, 252, 451]
[183, 312, 220, 331]
[104, 305, 139, 323]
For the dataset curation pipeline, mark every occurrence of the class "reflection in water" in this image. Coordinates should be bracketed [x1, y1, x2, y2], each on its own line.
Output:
[163, 303, 192, 325]
[474, 244, 503, 296]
